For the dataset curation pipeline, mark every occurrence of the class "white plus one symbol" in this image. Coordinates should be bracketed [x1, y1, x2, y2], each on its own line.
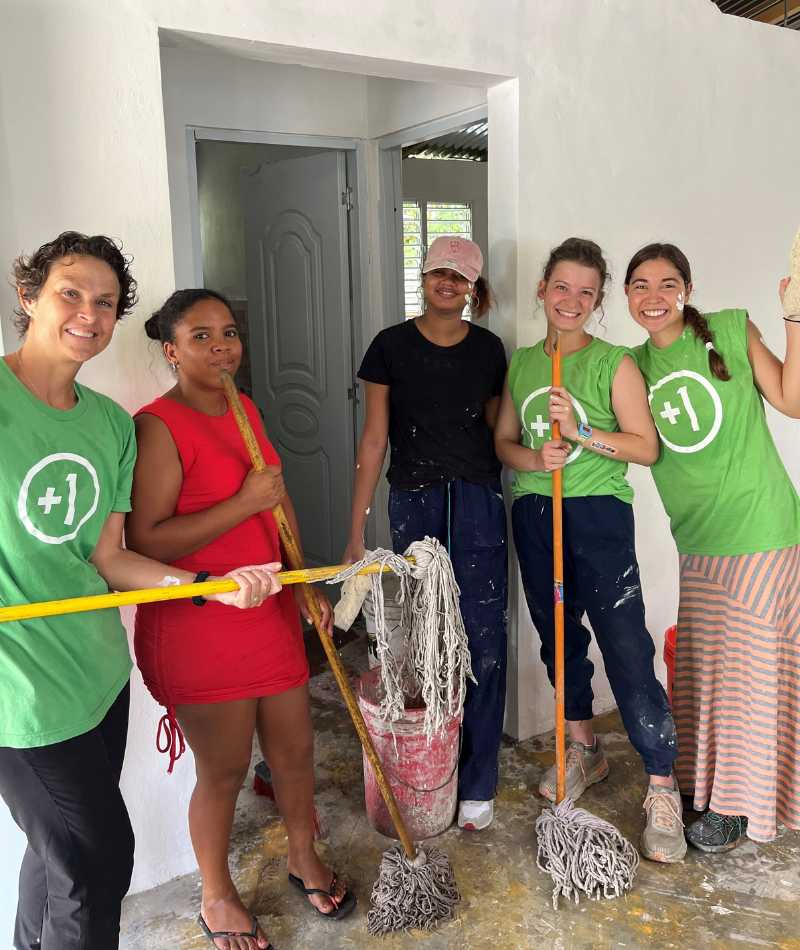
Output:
[530, 415, 550, 438]
[37, 486, 62, 514]
[660, 402, 681, 425]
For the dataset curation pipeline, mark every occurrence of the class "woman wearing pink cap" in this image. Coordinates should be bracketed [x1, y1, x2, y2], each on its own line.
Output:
[344, 236, 508, 831]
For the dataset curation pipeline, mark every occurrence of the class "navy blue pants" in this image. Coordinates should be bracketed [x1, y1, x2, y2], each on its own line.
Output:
[512, 494, 676, 777]
[389, 478, 508, 801]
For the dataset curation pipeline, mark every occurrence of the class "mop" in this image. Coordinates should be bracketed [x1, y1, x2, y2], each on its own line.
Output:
[219, 374, 462, 935]
[533, 333, 639, 910]
[783, 225, 800, 318]
[330, 540, 474, 743]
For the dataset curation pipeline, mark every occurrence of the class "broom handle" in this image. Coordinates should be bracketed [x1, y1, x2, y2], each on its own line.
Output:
[551, 334, 567, 804]
[0, 563, 408, 626]
[221, 374, 417, 858]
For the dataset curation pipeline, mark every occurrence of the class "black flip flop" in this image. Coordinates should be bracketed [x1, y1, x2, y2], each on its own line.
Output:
[287, 871, 357, 920]
[198, 912, 274, 948]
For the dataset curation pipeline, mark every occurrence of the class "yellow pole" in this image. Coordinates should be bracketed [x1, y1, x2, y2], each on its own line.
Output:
[0, 561, 410, 625]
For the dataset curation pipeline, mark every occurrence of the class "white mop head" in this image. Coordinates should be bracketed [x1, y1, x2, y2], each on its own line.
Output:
[784, 226, 800, 317]
[367, 844, 460, 935]
[535, 798, 639, 910]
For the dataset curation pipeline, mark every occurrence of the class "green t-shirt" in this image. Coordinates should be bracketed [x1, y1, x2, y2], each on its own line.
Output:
[633, 310, 800, 556]
[507, 337, 634, 503]
[0, 359, 134, 748]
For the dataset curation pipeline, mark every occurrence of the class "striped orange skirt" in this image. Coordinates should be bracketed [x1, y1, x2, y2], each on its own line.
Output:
[674, 545, 800, 841]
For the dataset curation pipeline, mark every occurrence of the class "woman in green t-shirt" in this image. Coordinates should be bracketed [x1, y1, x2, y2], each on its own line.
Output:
[625, 241, 800, 854]
[0, 232, 281, 950]
[495, 237, 685, 864]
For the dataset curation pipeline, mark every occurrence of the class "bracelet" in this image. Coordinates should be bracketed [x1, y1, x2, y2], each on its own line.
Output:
[784, 315, 800, 323]
[192, 571, 211, 606]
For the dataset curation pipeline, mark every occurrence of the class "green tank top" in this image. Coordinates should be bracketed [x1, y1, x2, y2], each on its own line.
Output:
[633, 309, 800, 556]
[507, 337, 633, 503]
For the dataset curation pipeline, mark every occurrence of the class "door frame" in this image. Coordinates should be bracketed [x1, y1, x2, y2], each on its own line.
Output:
[184, 125, 368, 536]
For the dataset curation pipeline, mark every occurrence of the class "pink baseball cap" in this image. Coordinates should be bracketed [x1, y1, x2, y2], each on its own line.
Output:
[422, 236, 483, 283]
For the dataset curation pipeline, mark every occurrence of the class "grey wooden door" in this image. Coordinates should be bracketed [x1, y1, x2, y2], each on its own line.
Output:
[243, 151, 354, 566]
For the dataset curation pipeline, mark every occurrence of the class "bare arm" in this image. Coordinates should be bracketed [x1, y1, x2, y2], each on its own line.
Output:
[125, 413, 285, 562]
[549, 356, 659, 465]
[90, 513, 281, 606]
[494, 378, 569, 473]
[343, 382, 389, 562]
[484, 394, 501, 430]
[747, 280, 800, 418]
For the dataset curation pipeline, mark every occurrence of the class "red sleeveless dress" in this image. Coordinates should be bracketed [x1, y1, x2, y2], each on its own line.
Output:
[133, 394, 308, 771]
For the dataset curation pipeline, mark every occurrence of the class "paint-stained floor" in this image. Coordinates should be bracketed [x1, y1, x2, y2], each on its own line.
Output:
[121, 631, 800, 950]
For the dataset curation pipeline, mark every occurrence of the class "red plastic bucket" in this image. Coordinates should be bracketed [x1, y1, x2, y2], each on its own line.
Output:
[356, 667, 461, 840]
[663, 625, 677, 703]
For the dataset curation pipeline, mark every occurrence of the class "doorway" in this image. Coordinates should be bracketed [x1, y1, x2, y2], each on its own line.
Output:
[376, 110, 488, 325]
[191, 135, 362, 567]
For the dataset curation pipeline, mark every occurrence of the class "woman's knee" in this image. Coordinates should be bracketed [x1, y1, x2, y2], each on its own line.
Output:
[267, 733, 313, 778]
[195, 755, 251, 792]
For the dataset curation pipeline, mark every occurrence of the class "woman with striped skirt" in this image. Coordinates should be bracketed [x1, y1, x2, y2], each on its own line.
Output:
[625, 242, 800, 851]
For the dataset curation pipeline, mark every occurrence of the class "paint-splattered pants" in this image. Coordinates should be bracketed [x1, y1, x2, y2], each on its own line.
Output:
[389, 478, 508, 802]
[512, 493, 676, 777]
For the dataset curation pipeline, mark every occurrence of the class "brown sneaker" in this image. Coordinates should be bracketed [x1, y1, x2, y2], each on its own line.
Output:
[641, 783, 687, 863]
[539, 739, 609, 803]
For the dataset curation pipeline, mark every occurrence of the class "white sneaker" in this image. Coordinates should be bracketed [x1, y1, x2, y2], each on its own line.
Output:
[458, 799, 494, 831]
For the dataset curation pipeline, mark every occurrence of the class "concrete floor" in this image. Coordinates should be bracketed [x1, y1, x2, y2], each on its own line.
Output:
[121, 632, 800, 950]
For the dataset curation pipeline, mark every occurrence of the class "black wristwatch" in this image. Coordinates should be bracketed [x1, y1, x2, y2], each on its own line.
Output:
[192, 571, 211, 606]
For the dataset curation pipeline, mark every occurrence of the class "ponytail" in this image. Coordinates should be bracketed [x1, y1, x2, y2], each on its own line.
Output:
[684, 305, 730, 382]
[471, 276, 492, 319]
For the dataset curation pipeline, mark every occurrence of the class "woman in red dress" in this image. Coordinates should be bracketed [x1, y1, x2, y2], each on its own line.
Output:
[127, 289, 355, 950]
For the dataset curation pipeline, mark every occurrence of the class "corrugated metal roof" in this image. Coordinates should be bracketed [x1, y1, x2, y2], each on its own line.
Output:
[713, 0, 800, 29]
[403, 120, 488, 163]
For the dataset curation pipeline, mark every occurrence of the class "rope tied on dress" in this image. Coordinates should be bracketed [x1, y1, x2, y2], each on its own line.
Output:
[330, 537, 474, 741]
[535, 798, 640, 910]
[156, 705, 186, 774]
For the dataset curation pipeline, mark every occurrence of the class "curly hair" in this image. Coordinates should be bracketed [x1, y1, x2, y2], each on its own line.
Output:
[12, 231, 137, 336]
[541, 237, 610, 295]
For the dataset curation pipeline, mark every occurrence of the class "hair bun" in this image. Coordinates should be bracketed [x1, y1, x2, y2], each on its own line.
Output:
[144, 314, 161, 341]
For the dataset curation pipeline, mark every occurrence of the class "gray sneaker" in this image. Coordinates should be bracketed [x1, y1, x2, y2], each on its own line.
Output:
[641, 783, 687, 863]
[686, 811, 748, 853]
[539, 739, 609, 803]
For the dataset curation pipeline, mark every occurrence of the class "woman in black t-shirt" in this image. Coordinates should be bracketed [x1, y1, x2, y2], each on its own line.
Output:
[344, 236, 508, 832]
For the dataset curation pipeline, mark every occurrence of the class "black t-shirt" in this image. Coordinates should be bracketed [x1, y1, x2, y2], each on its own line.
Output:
[358, 319, 507, 489]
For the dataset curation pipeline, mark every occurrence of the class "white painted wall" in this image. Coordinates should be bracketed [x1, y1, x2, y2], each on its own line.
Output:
[402, 157, 489, 266]
[506, 0, 800, 737]
[368, 77, 487, 139]
[0, 1, 798, 939]
[0, 315, 27, 942]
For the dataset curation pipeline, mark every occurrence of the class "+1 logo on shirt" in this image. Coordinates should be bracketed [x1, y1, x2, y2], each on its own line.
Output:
[648, 370, 724, 454]
[520, 387, 589, 464]
[17, 453, 101, 545]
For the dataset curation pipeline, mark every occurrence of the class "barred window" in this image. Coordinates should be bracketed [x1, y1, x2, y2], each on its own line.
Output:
[401, 200, 473, 319]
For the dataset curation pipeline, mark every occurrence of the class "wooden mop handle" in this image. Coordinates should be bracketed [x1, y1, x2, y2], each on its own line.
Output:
[221, 373, 418, 857]
[0, 563, 407, 626]
[551, 334, 567, 804]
